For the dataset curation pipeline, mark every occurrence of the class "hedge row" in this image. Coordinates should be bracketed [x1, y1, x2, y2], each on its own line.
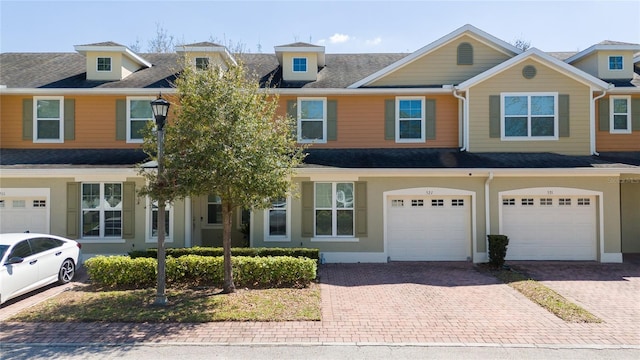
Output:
[129, 246, 319, 260]
[84, 255, 317, 289]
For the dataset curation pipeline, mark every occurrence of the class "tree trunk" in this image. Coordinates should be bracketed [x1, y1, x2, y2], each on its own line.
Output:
[221, 199, 235, 293]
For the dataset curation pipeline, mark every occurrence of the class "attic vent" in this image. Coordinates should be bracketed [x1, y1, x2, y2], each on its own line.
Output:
[522, 65, 537, 79]
[457, 43, 473, 65]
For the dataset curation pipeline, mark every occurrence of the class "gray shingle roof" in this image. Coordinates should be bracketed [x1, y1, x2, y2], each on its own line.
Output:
[0, 149, 149, 166]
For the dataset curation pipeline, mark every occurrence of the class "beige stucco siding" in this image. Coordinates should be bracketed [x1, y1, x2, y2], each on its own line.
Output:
[369, 35, 512, 87]
[620, 177, 640, 253]
[85, 52, 124, 81]
[571, 53, 599, 78]
[468, 59, 592, 155]
[596, 51, 635, 80]
[282, 52, 318, 81]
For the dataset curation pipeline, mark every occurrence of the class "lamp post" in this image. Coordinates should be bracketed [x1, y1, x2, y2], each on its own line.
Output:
[151, 94, 170, 306]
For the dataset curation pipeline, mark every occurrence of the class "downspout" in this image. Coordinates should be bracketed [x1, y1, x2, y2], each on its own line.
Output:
[485, 171, 494, 261]
[591, 86, 610, 156]
[453, 87, 467, 151]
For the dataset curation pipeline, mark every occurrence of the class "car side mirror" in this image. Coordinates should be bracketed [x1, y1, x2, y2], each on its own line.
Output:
[6, 257, 24, 265]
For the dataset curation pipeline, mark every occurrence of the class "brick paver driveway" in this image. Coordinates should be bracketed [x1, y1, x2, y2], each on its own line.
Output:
[1, 261, 639, 346]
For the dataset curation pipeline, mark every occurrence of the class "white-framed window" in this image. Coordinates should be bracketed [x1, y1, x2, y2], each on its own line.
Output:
[314, 182, 354, 237]
[264, 197, 290, 241]
[195, 57, 209, 70]
[297, 97, 327, 143]
[81, 183, 122, 238]
[610, 95, 631, 133]
[501, 92, 558, 140]
[97, 57, 112, 72]
[292, 57, 307, 72]
[146, 198, 173, 243]
[33, 96, 64, 143]
[206, 195, 222, 226]
[608, 56, 623, 70]
[126, 96, 154, 143]
[396, 96, 425, 142]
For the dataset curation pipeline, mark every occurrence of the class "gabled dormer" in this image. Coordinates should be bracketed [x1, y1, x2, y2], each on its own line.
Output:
[174, 42, 237, 70]
[565, 41, 640, 81]
[74, 42, 151, 81]
[274, 42, 325, 82]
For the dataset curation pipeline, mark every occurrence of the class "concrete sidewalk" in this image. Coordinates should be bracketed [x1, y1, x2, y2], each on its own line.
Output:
[1, 261, 639, 347]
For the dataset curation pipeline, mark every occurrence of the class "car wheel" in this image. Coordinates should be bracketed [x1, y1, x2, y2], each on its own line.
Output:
[58, 259, 75, 284]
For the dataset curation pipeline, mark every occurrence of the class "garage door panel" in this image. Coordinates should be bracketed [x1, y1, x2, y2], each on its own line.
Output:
[0, 197, 48, 234]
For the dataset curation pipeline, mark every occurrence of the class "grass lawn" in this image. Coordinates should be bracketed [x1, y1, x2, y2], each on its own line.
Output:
[7, 284, 321, 323]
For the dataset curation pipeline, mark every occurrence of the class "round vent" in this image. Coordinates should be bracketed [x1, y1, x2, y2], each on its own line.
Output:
[522, 65, 537, 79]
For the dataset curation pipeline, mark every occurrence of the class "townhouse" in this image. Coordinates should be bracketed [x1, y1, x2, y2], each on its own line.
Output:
[1, 25, 639, 263]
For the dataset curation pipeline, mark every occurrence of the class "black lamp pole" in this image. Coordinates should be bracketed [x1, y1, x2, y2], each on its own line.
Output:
[150, 94, 170, 306]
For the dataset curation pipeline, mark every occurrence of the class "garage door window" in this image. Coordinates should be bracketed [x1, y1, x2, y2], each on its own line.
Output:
[559, 198, 571, 206]
[578, 198, 591, 206]
[82, 183, 122, 238]
[540, 198, 552, 206]
[315, 182, 354, 237]
[431, 199, 444, 207]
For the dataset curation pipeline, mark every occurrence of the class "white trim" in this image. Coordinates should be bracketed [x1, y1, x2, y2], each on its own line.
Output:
[126, 96, 154, 143]
[320, 252, 387, 263]
[608, 55, 624, 71]
[0, 187, 51, 234]
[311, 237, 360, 243]
[263, 197, 291, 242]
[297, 97, 327, 144]
[145, 197, 174, 244]
[96, 57, 112, 72]
[395, 96, 426, 143]
[348, 24, 520, 88]
[600, 252, 623, 263]
[458, 48, 610, 90]
[609, 95, 632, 134]
[74, 44, 152, 68]
[500, 92, 559, 141]
[33, 96, 64, 143]
[78, 238, 126, 244]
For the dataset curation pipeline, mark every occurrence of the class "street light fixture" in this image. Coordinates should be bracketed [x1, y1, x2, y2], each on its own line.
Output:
[151, 94, 170, 306]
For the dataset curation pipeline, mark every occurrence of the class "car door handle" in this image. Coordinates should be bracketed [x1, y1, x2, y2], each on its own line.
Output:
[55, 251, 62, 256]
[29, 259, 38, 265]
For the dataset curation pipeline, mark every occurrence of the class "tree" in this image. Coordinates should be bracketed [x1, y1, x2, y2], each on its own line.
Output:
[140, 59, 306, 293]
[513, 38, 531, 51]
[148, 23, 175, 53]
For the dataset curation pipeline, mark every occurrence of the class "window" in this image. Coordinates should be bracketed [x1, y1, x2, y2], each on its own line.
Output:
[559, 198, 571, 206]
[396, 97, 425, 142]
[292, 57, 307, 72]
[97, 57, 112, 72]
[577, 198, 591, 206]
[195, 57, 209, 70]
[264, 198, 290, 241]
[33, 200, 46, 208]
[315, 182, 354, 237]
[411, 199, 424, 207]
[431, 199, 444, 207]
[521, 198, 534, 206]
[452, 199, 465, 207]
[457, 43, 473, 65]
[503, 198, 515, 206]
[502, 93, 557, 140]
[207, 195, 222, 225]
[391, 199, 404, 207]
[127, 96, 154, 142]
[33, 96, 64, 143]
[297, 97, 327, 143]
[12, 200, 25, 208]
[8, 241, 32, 259]
[82, 183, 122, 238]
[29, 237, 63, 255]
[147, 199, 173, 242]
[609, 56, 623, 70]
[610, 96, 631, 133]
[540, 198, 553, 206]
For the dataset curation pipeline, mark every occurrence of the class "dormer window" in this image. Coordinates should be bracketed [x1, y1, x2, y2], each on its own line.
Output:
[97, 57, 112, 72]
[293, 57, 307, 72]
[608, 56, 623, 70]
[195, 57, 210, 70]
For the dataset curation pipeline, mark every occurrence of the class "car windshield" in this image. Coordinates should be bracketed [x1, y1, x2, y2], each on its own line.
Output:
[0, 245, 9, 260]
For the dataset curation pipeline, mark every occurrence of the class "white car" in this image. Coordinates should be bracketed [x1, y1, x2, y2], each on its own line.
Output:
[0, 233, 81, 305]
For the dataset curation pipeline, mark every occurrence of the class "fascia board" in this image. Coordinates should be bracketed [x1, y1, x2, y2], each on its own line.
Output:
[294, 167, 633, 177]
[74, 45, 151, 68]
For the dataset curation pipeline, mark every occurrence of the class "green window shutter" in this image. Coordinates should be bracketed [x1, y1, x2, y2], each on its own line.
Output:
[558, 94, 570, 137]
[116, 99, 127, 140]
[22, 99, 33, 140]
[457, 43, 473, 65]
[64, 99, 75, 140]
[327, 100, 337, 141]
[598, 98, 609, 131]
[301, 181, 314, 238]
[632, 98, 640, 131]
[489, 95, 501, 138]
[384, 99, 395, 140]
[122, 182, 136, 239]
[355, 181, 367, 237]
[66, 182, 80, 238]
[425, 99, 436, 140]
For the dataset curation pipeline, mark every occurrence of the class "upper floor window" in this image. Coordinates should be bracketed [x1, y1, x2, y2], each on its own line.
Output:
[147, 199, 173, 242]
[207, 195, 222, 225]
[457, 42, 473, 65]
[195, 57, 210, 70]
[396, 97, 425, 142]
[264, 197, 290, 241]
[33, 96, 64, 143]
[292, 57, 307, 72]
[97, 57, 112, 72]
[608, 56, 623, 70]
[82, 183, 122, 238]
[610, 95, 631, 133]
[127, 96, 154, 143]
[315, 182, 354, 237]
[297, 97, 327, 143]
[501, 93, 558, 140]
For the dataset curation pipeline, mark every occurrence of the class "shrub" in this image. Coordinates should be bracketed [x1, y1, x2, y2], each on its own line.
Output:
[487, 235, 509, 268]
[85, 255, 316, 289]
[129, 246, 319, 260]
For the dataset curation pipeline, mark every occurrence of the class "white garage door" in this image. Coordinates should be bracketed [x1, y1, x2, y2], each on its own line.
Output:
[501, 196, 596, 260]
[387, 195, 471, 261]
[0, 197, 48, 234]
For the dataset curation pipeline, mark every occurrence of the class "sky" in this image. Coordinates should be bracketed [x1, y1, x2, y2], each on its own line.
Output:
[1, 0, 639, 55]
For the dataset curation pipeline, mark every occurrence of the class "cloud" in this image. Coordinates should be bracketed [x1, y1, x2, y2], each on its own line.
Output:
[365, 37, 382, 46]
[329, 33, 350, 44]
